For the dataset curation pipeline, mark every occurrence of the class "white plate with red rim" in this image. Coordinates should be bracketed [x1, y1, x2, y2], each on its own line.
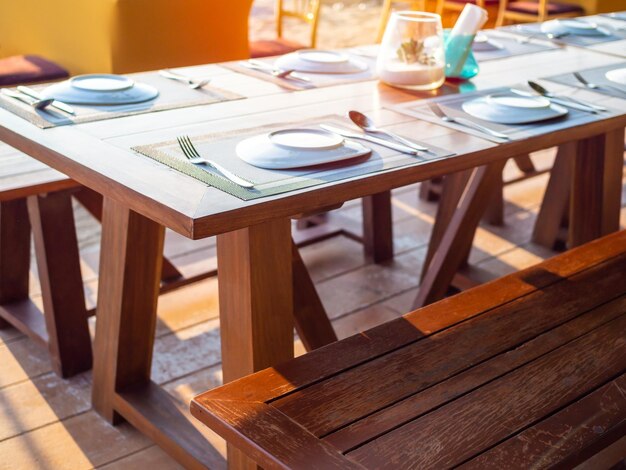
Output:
[463, 93, 568, 124]
[237, 128, 371, 169]
[41, 74, 159, 105]
[274, 50, 369, 74]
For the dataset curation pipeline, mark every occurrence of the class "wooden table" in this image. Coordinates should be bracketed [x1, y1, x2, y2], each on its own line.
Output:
[0, 42, 624, 469]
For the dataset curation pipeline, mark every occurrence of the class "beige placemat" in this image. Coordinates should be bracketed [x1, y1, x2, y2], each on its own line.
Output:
[0, 71, 243, 129]
[132, 115, 454, 201]
[224, 53, 378, 91]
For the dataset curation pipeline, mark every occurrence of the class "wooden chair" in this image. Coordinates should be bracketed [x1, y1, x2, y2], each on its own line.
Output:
[250, 0, 322, 58]
[192, 230, 626, 469]
[377, 0, 426, 43]
[496, 0, 584, 26]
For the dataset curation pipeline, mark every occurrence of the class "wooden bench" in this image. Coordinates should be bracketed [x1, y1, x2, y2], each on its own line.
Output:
[192, 230, 626, 469]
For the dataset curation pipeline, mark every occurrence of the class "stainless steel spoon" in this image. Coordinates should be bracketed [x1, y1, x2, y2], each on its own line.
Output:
[573, 72, 626, 96]
[1, 89, 55, 110]
[348, 110, 428, 151]
[528, 80, 606, 112]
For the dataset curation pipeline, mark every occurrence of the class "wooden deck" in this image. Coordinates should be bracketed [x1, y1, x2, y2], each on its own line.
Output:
[0, 148, 624, 469]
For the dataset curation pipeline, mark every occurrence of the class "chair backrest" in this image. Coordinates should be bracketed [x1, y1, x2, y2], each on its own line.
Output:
[277, 0, 322, 48]
[377, 0, 427, 43]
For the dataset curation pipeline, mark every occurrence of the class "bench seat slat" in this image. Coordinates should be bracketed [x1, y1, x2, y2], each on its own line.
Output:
[460, 373, 626, 469]
[324, 294, 626, 452]
[346, 312, 626, 468]
[273, 254, 626, 436]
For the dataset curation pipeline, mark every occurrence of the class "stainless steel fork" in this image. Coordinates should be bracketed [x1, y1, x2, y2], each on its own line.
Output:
[177, 135, 255, 188]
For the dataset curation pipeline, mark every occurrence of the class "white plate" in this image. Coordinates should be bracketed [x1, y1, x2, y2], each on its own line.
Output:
[41, 79, 159, 105]
[605, 67, 626, 85]
[237, 130, 371, 169]
[541, 19, 610, 36]
[275, 50, 369, 74]
[462, 96, 568, 124]
[268, 128, 344, 150]
[70, 74, 135, 92]
[485, 93, 551, 109]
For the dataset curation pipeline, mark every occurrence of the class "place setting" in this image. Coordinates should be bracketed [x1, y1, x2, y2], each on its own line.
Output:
[0, 70, 242, 129]
[544, 63, 626, 99]
[469, 30, 560, 62]
[391, 81, 620, 143]
[132, 113, 453, 200]
[227, 48, 376, 90]
[503, 17, 626, 47]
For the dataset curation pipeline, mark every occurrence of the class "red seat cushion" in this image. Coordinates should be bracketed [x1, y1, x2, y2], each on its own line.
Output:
[0, 55, 69, 86]
[447, 0, 500, 6]
[506, 1, 584, 14]
[249, 39, 305, 58]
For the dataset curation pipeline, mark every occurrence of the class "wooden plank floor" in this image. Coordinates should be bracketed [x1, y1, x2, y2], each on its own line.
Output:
[0, 149, 624, 469]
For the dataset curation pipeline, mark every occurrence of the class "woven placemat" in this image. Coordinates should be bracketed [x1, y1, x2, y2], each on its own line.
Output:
[391, 86, 623, 143]
[0, 71, 243, 129]
[545, 63, 626, 99]
[132, 115, 454, 201]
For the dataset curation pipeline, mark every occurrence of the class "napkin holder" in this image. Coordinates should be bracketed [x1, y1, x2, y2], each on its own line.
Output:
[443, 29, 479, 80]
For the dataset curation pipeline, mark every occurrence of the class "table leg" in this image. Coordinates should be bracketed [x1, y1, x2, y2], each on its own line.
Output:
[420, 169, 472, 281]
[0, 199, 30, 328]
[362, 191, 394, 264]
[570, 129, 624, 247]
[28, 191, 91, 377]
[92, 197, 165, 423]
[217, 218, 293, 470]
[414, 161, 507, 309]
[292, 241, 337, 351]
[532, 144, 573, 249]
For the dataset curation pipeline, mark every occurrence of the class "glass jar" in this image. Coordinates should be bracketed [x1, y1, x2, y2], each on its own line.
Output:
[376, 11, 445, 91]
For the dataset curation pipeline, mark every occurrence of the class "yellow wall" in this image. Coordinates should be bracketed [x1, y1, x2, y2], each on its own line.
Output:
[0, 0, 253, 75]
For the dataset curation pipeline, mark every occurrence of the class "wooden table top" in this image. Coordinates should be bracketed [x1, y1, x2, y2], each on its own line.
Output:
[191, 230, 626, 469]
[0, 41, 624, 239]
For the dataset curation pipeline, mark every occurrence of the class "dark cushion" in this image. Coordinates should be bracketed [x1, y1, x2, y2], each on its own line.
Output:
[506, 1, 584, 14]
[0, 55, 69, 86]
[249, 38, 305, 58]
[447, 0, 500, 6]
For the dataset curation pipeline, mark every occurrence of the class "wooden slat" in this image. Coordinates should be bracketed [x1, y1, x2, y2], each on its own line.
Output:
[346, 312, 626, 468]
[272, 253, 626, 436]
[324, 294, 626, 452]
[460, 373, 626, 469]
[190, 400, 359, 470]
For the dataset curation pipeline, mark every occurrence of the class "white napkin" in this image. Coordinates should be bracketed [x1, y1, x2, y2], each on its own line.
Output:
[450, 4, 488, 38]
